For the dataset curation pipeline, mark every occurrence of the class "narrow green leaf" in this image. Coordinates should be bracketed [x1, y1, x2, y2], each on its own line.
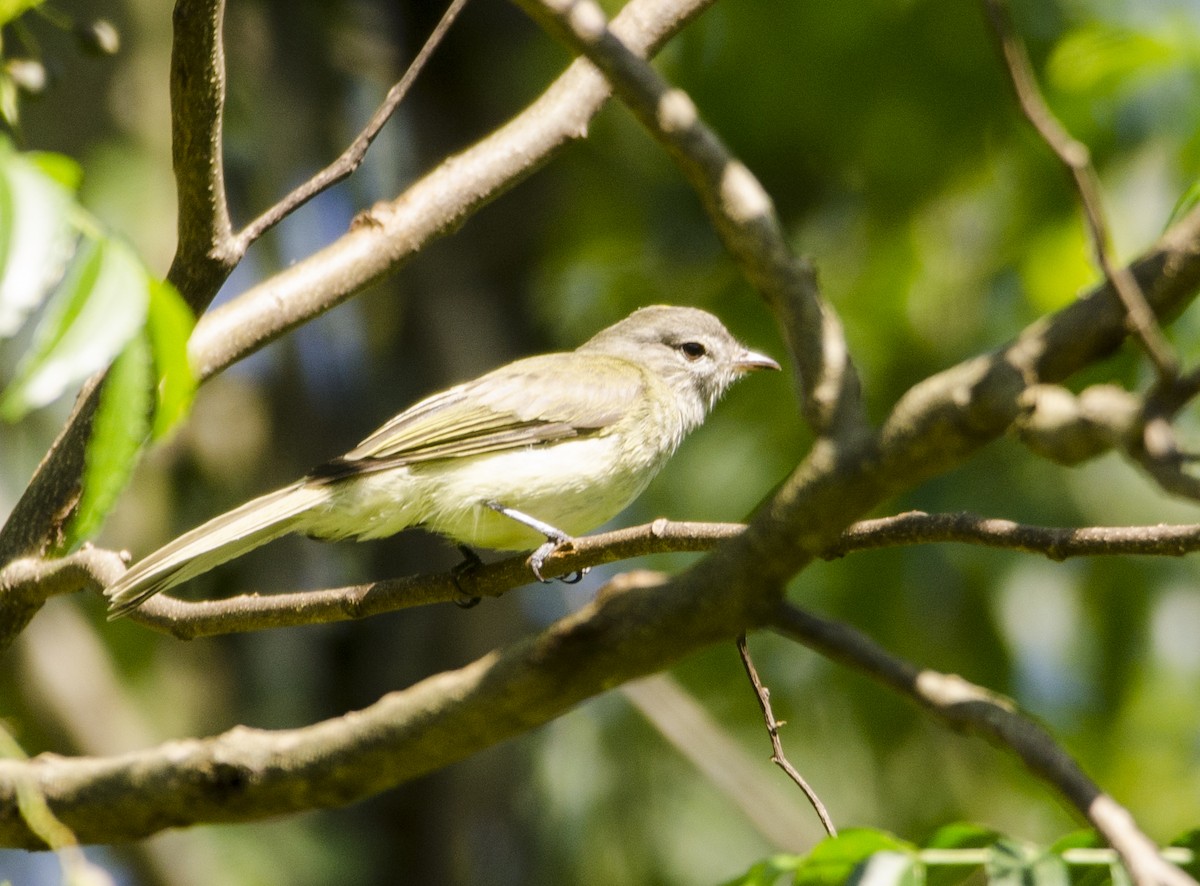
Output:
[1166, 180, 1200, 231]
[0, 236, 148, 419]
[144, 276, 195, 439]
[0, 148, 77, 337]
[65, 333, 152, 547]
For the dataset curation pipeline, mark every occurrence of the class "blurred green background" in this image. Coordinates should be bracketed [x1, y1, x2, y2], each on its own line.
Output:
[3, 0, 1200, 883]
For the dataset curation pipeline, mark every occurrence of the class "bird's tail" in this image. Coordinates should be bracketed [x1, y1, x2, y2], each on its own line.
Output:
[105, 482, 331, 619]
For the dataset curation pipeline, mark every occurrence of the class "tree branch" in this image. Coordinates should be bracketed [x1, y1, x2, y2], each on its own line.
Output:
[120, 520, 743, 639]
[0, 568, 772, 847]
[0, 546, 127, 610]
[167, 0, 236, 304]
[824, 511, 1200, 561]
[770, 602, 1195, 886]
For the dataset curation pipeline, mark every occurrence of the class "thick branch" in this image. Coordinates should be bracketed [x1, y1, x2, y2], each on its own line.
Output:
[0, 547, 127, 609]
[0, 568, 765, 847]
[167, 0, 236, 304]
[771, 603, 1194, 886]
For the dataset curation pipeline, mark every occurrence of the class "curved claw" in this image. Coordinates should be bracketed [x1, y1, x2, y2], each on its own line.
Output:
[528, 540, 558, 584]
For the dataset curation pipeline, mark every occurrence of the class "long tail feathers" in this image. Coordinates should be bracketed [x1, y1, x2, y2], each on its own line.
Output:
[105, 482, 330, 619]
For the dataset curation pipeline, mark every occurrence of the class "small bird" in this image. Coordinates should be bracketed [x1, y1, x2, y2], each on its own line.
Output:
[105, 305, 779, 617]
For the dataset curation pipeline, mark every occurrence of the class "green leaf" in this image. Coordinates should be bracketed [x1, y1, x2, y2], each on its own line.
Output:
[144, 276, 195, 439]
[852, 851, 923, 886]
[794, 830, 918, 886]
[26, 150, 84, 192]
[0, 236, 149, 419]
[1047, 25, 1186, 97]
[718, 854, 804, 886]
[987, 840, 1070, 886]
[0, 0, 44, 27]
[0, 147, 78, 337]
[925, 824, 1004, 851]
[65, 333, 152, 547]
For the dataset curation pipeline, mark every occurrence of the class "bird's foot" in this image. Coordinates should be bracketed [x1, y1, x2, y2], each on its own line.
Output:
[485, 500, 589, 585]
[451, 545, 483, 608]
[528, 538, 589, 584]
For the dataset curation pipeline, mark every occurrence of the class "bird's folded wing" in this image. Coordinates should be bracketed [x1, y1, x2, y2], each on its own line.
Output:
[310, 353, 647, 479]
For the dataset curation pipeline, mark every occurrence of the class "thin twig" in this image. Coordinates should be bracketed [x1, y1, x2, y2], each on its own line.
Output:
[736, 634, 837, 837]
[982, 0, 1178, 380]
[770, 602, 1195, 886]
[116, 521, 743, 639]
[233, 0, 472, 251]
[824, 511, 1200, 560]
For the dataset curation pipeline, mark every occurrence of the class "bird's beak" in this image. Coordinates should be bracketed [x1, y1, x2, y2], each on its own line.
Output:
[734, 348, 781, 373]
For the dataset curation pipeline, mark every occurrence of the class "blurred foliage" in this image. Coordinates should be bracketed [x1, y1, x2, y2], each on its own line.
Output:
[723, 824, 1198, 885]
[0, 135, 194, 550]
[1, 0, 1200, 884]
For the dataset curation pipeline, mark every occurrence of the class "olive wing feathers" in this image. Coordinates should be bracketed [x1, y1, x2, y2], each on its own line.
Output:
[310, 353, 647, 480]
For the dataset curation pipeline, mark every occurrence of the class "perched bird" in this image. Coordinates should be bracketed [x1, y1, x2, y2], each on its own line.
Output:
[105, 305, 779, 617]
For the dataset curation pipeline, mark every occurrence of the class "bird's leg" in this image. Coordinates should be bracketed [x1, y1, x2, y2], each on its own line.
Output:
[484, 501, 587, 584]
[451, 545, 483, 608]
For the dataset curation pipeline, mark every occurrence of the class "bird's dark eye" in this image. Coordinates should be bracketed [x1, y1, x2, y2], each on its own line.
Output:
[678, 341, 707, 360]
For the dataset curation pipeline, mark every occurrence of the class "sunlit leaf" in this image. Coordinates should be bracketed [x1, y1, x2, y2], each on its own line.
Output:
[144, 277, 195, 439]
[65, 333, 151, 547]
[0, 145, 78, 337]
[854, 851, 923, 886]
[1047, 24, 1190, 96]
[0, 237, 148, 419]
[26, 150, 84, 192]
[794, 830, 918, 886]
